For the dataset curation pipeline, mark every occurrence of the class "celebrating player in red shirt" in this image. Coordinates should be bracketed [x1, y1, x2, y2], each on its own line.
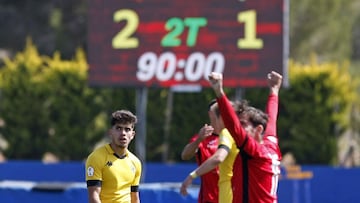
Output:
[181, 100, 220, 203]
[208, 71, 282, 203]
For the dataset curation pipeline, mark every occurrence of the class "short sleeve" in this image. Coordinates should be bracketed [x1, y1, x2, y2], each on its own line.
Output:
[85, 152, 104, 181]
[131, 156, 142, 186]
[219, 128, 233, 149]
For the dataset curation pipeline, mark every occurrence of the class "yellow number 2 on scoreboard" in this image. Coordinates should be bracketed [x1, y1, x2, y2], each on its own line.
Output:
[112, 9, 139, 49]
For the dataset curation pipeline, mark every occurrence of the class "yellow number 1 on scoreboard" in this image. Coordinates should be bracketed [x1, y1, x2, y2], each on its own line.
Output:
[237, 10, 264, 49]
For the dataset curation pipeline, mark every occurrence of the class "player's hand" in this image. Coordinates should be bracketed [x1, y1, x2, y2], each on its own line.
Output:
[180, 176, 193, 196]
[198, 124, 214, 141]
[267, 71, 282, 95]
[208, 72, 224, 97]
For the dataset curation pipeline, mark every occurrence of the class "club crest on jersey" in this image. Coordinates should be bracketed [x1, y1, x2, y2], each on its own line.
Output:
[87, 166, 95, 176]
[106, 161, 113, 166]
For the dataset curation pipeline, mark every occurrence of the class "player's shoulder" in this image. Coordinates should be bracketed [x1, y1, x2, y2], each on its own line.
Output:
[86, 145, 109, 167]
[87, 145, 108, 160]
[127, 151, 142, 164]
[264, 135, 278, 144]
[88, 144, 106, 155]
[220, 129, 235, 142]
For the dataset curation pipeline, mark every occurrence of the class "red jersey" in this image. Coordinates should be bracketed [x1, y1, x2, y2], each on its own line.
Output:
[218, 94, 281, 203]
[190, 133, 219, 203]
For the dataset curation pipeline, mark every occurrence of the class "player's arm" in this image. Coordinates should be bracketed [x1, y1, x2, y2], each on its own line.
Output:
[181, 124, 214, 160]
[180, 147, 229, 196]
[194, 147, 228, 175]
[87, 185, 101, 203]
[208, 72, 248, 146]
[130, 158, 142, 203]
[264, 71, 282, 137]
[181, 138, 202, 160]
[193, 128, 232, 176]
[131, 191, 140, 203]
[86, 153, 104, 203]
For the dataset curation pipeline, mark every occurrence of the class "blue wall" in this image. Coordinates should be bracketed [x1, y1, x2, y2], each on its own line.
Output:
[0, 161, 359, 203]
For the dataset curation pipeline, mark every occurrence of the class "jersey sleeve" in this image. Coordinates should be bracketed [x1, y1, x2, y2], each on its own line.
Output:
[85, 152, 104, 181]
[263, 93, 278, 139]
[189, 134, 202, 149]
[263, 93, 281, 158]
[132, 157, 142, 186]
[217, 95, 248, 147]
[219, 128, 234, 149]
[189, 134, 199, 142]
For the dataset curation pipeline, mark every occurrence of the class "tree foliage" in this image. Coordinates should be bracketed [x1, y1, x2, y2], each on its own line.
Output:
[290, 0, 360, 63]
[0, 39, 107, 160]
[0, 0, 87, 58]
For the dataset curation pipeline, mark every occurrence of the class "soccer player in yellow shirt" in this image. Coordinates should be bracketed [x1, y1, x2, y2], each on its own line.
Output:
[86, 110, 142, 203]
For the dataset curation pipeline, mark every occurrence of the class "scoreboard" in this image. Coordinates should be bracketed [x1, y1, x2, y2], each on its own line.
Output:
[88, 0, 288, 88]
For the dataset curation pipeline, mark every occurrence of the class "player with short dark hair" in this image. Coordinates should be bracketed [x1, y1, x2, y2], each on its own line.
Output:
[208, 71, 282, 203]
[86, 110, 142, 203]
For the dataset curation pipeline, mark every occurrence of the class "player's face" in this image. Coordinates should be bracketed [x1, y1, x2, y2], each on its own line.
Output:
[239, 115, 263, 142]
[109, 123, 135, 149]
[208, 108, 217, 127]
[208, 103, 224, 132]
[239, 117, 256, 137]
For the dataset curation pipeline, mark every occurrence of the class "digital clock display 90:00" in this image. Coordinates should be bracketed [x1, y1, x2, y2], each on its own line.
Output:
[137, 52, 224, 82]
[88, 0, 288, 88]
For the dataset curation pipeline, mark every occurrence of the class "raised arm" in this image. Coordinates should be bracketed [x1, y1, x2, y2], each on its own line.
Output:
[208, 72, 247, 147]
[264, 71, 282, 137]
